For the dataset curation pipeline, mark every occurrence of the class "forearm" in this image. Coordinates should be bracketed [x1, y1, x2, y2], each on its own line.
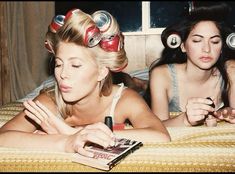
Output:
[162, 112, 191, 127]
[114, 128, 170, 143]
[0, 130, 68, 152]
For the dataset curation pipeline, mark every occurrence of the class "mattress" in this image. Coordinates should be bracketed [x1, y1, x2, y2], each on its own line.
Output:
[0, 102, 234, 172]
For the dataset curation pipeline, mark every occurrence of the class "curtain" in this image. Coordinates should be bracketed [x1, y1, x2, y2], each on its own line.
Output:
[2, 1, 54, 103]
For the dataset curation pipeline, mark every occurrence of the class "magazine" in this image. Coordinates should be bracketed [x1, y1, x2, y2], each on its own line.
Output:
[71, 138, 143, 171]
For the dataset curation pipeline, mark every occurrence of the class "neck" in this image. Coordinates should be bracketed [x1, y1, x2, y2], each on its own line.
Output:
[184, 63, 214, 83]
[71, 85, 111, 121]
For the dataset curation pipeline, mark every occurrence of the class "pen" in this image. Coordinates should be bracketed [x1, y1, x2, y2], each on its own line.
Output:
[105, 116, 113, 132]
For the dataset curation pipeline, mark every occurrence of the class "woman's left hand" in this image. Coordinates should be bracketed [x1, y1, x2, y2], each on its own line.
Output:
[213, 107, 235, 124]
[23, 100, 79, 134]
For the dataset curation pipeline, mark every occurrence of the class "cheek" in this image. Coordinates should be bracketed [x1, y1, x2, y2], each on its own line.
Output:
[212, 45, 222, 56]
[73, 68, 99, 87]
[186, 45, 199, 57]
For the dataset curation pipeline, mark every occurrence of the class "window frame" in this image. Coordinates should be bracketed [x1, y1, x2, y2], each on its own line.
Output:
[123, 1, 165, 36]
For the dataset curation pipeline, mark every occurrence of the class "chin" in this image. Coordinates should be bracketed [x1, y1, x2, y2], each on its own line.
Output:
[61, 95, 78, 103]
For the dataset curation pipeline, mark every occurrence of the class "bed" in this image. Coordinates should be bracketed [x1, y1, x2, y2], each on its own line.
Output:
[0, 102, 234, 172]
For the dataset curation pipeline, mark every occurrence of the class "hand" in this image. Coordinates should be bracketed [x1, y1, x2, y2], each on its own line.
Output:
[23, 100, 78, 135]
[184, 97, 215, 126]
[66, 122, 116, 157]
[213, 107, 235, 124]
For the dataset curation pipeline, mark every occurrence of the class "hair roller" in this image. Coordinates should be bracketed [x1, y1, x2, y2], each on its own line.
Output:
[100, 34, 122, 52]
[64, 8, 81, 21]
[162, 31, 182, 49]
[50, 15, 65, 33]
[92, 10, 123, 52]
[92, 10, 112, 33]
[226, 33, 235, 50]
[112, 60, 128, 72]
[64, 8, 102, 47]
[188, 1, 195, 15]
[84, 25, 102, 47]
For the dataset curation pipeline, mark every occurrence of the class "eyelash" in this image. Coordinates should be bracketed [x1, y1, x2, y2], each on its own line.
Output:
[55, 64, 61, 68]
[192, 40, 220, 44]
[72, 65, 81, 68]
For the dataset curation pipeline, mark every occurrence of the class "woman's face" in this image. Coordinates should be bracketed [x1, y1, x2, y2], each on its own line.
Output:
[181, 21, 222, 70]
[54, 42, 102, 102]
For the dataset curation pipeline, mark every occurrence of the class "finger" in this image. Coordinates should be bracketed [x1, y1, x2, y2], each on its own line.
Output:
[189, 97, 214, 105]
[190, 103, 214, 113]
[75, 148, 94, 158]
[85, 122, 115, 138]
[28, 100, 49, 119]
[187, 108, 208, 118]
[80, 129, 115, 147]
[24, 100, 45, 121]
[24, 109, 42, 125]
[35, 100, 54, 118]
[222, 109, 229, 118]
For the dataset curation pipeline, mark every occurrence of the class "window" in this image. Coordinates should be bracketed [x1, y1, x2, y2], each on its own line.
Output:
[55, 1, 235, 35]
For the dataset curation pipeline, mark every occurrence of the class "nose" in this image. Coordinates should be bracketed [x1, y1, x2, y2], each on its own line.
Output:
[60, 66, 69, 79]
[202, 40, 211, 53]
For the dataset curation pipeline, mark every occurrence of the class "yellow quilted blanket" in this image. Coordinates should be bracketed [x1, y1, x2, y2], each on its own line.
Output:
[0, 102, 234, 172]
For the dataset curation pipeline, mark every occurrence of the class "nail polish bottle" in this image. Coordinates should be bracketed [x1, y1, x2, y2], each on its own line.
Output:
[205, 115, 217, 127]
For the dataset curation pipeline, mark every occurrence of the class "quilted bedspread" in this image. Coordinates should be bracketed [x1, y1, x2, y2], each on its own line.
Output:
[0, 102, 234, 172]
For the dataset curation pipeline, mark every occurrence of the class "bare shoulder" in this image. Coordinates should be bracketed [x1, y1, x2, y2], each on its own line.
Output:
[226, 59, 235, 70]
[225, 59, 235, 80]
[150, 64, 171, 88]
[33, 92, 57, 114]
[151, 64, 169, 76]
[119, 88, 149, 108]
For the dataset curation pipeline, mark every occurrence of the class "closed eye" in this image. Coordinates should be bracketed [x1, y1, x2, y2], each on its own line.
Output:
[72, 65, 81, 68]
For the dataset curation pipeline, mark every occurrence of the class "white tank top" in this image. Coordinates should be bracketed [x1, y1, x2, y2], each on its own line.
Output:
[108, 83, 125, 124]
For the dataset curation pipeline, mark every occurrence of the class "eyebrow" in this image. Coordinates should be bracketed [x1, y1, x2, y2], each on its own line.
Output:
[192, 34, 221, 39]
[55, 57, 81, 61]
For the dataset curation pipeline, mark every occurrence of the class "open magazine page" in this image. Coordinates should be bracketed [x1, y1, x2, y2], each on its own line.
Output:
[71, 138, 143, 171]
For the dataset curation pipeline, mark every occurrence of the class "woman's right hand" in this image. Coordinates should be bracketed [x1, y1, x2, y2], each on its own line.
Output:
[184, 97, 215, 126]
[65, 122, 116, 157]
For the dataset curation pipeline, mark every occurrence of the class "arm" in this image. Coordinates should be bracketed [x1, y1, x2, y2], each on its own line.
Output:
[212, 60, 235, 123]
[226, 59, 235, 108]
[0, 93, 115, 157]
[150, 66, 171, 121]
[149, 66, 215, 127]
[149, 66, 187, 126]
[113, 88, 171, 143]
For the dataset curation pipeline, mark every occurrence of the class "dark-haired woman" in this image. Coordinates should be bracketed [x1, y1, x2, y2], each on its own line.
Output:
[144, 2, 235, 127]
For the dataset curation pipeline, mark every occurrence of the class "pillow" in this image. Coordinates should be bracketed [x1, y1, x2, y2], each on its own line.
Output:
[0, 102, 24, 128]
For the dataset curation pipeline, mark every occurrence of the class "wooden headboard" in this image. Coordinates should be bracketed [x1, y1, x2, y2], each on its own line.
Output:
[123, 34, 164, 73]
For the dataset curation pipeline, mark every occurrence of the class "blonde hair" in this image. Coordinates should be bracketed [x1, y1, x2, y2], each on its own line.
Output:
[50, 9, 127, 119]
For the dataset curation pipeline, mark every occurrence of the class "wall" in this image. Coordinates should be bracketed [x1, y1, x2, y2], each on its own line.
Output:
[124, 34, 164, 73]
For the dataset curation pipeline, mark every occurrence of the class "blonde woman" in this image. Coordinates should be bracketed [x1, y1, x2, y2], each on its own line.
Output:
[0, 9, 170, 157]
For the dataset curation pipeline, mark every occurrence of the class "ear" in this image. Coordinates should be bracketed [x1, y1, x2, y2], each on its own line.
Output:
[97, 66, 109, 81]
[180, 42, 186, 53]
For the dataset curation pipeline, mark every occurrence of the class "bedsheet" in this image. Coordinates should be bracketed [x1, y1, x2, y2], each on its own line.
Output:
[0, 102, 234, 172]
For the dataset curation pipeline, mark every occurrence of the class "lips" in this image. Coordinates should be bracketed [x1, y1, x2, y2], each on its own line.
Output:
[59, 84, 72, 93]
[200, 56, 213, 62]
